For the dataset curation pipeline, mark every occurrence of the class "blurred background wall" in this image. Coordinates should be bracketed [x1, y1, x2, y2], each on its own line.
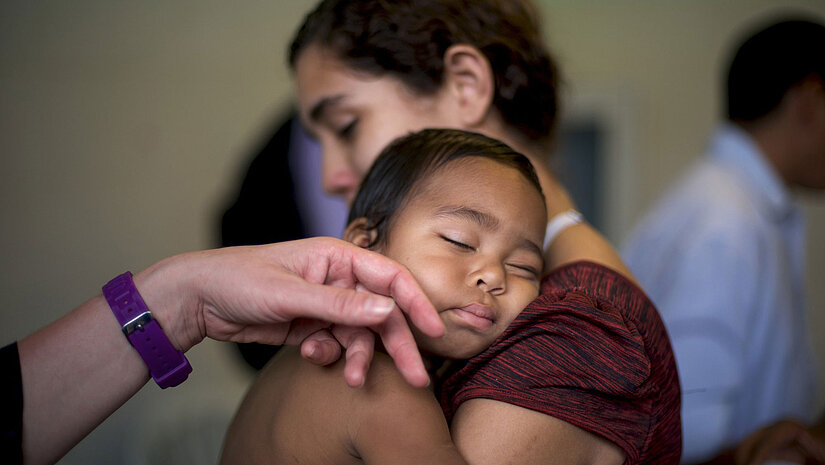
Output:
[1, 0, 823, 463]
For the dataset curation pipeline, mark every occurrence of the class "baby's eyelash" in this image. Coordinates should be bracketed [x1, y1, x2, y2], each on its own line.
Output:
[511, 264, 539, 276]
[441, 235, 474, 250]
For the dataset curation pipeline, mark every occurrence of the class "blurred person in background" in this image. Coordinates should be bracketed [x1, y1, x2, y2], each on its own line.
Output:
[623, 17, 825, 464]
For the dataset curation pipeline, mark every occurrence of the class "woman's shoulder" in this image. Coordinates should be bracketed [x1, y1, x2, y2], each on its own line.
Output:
[446, 259, 676, 416]
[441, 261, 681, 463]
[536, 260, 659, 324]
[522, 260, 674, 393]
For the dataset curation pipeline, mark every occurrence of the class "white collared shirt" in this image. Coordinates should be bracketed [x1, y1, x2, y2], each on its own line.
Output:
[623, 124, 817, 463]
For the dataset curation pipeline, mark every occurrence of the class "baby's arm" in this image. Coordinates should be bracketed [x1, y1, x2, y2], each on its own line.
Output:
[350, 353, 467, 465]
[223, 348, 465, 465]
[450, 399, 625, 465]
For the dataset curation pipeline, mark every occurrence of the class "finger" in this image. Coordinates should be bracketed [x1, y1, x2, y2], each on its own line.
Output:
[333, 326, 376, 388]
[737, 433, 781, 465]
[274, 239, 443, 337]
[300, 329, 343, 366]
[374, 306, 430, 388]
[795, 429, 825, 463]
[735, 420, 804, 465]
[734, 433, 759, 465]
[342, 249, 445, 338]
[273, 277, 398, 327]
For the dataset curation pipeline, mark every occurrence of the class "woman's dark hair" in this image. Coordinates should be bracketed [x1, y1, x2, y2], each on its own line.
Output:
[348, 128, 544, 249]
[726, 18, 825, 122]
[289, 0, 560, 145]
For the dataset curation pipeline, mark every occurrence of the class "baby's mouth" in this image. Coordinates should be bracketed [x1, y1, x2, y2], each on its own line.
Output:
[448, 303, 495, 330]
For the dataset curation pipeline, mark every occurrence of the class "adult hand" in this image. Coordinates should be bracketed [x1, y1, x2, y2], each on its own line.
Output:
[731, 419, 825, 465]
[137, 237, 443, 387]
[17, 237, 442, 465]
[298, 278, 425, 388]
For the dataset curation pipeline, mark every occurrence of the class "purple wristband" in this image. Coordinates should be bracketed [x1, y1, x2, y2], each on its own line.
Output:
[103, 272, 192, 388]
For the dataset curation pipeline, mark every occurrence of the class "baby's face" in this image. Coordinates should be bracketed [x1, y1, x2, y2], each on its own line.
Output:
[377, 157, 546, 359]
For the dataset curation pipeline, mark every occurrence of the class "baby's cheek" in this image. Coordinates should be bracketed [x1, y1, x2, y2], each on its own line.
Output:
[409, 259, 459, 306]
[511, 281, 540, 312]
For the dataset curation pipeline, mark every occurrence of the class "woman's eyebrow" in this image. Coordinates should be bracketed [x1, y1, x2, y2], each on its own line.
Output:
[309, 94, 345, 124]
[300, 94, 346, 140]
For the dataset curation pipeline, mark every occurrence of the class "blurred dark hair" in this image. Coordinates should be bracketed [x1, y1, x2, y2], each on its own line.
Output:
[289, 0, 560, 145]
[348, 128, 544, 249]
[726, 17, 825, 122]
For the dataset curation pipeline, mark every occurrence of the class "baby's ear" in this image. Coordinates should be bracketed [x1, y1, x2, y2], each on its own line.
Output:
[344, 218, 376, 248]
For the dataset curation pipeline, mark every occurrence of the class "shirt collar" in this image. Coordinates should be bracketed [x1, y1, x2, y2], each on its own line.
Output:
[709, 123, 798, 221]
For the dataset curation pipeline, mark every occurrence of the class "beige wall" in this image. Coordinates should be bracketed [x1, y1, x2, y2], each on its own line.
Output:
[0, 1, 823, 463]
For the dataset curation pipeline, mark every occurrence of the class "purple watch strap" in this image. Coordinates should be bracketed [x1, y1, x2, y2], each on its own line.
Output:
[103, 272, 192, 388]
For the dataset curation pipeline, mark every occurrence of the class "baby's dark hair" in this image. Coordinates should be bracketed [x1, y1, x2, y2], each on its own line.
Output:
[289, 0, 560, 145]
[348, 128, 544, 249]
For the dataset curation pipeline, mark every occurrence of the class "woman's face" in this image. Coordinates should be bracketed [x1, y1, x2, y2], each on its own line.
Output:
[294, 45, 462, 203]
[373, 158, 546, 359]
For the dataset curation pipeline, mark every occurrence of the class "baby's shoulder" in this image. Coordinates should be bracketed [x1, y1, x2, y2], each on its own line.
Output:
[224, 347, 363, 465]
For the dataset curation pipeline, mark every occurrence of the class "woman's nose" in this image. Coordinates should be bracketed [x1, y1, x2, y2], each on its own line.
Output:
[321, 147, 360, 202]
[469, 260, 506, 295]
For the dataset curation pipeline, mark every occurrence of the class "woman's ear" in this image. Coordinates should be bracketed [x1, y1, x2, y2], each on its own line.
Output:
[442, 44, 495, 128]
[343, 218, 376, 248]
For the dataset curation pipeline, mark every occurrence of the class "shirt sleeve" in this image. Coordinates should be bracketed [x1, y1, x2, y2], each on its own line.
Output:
[439, 262, 681, 465]
[1, 342, 23, 464]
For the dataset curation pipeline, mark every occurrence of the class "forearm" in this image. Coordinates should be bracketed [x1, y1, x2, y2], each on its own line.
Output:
[544, 222, 636, 283]
[452, 399, 624, 465]
[16, 257, 201, 465]
[18, 295, 149, 465]
[355, 356, 467, 465]
[531, 162, 636, 282]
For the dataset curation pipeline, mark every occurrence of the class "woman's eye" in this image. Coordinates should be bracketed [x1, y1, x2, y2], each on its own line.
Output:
[441, 236, 474, 251]
[336, 120, 357, 140]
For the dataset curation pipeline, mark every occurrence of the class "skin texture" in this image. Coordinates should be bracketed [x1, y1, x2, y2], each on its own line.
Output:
[295, 44, 459, 203]
[747, 76, 825, 191]
[222, 349, 466, 465]
[452, 399, 627, 465]
[347, 157, 546, 359]
[18, 238, 444, 465]
[698, 419, 825, 465]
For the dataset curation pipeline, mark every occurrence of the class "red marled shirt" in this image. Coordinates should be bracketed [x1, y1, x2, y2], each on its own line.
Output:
[439, 261, 681, 464]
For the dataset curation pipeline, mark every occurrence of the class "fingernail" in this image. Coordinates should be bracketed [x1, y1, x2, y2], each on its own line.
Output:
[366, 297, 394, 316]
[304, 343, 317, 360]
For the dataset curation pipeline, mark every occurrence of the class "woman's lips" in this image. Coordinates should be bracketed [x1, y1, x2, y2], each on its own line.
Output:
[448, 304, 495, 330]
